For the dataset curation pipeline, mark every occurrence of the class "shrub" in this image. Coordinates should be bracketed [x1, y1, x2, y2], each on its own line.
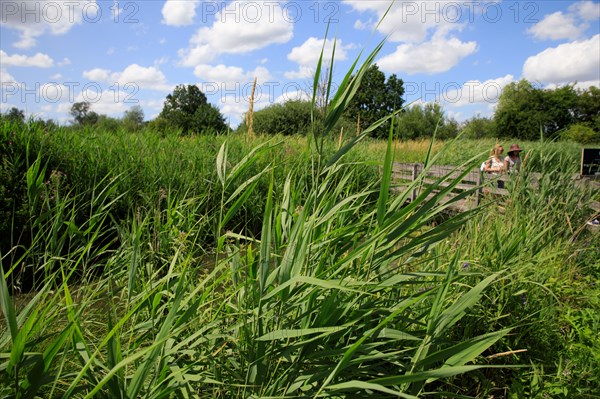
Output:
[561, 123, 599, 144]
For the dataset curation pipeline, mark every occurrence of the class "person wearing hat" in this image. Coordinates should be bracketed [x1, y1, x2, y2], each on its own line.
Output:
[504, 144, 523, 173]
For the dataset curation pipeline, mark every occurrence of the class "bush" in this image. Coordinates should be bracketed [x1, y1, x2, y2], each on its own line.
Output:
[239, 100, 314, 135]
[561, 123, 599, 144]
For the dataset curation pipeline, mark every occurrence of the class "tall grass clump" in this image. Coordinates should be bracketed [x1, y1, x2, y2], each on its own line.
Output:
[2, 10, 598, 398]
[429, 155, 599, 397]
[0, 25, 522, 398]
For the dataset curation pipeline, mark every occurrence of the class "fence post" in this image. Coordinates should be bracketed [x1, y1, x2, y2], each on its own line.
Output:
[475, 169, 482, 207]
[411, 163, 418, 202]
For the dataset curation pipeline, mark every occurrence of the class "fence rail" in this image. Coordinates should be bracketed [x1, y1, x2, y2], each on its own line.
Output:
[391, 162, 600, 211]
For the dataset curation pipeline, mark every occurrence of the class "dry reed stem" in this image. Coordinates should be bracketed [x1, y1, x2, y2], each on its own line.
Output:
[486, 349, 528, 359]
[247, 76, 257, 137]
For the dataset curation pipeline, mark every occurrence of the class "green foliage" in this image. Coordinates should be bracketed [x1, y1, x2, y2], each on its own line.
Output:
[157, 84, 227, 135]
[70, 101, 99, 126]
[396, 103, 459, 140]
[2, 29, 599, 399]
[122, 105, 144, 133]
[344, 64, 405, 138]
[561, 123, 600, 144]
[576, 86, 600, 132]
[2, 107, 25, 125]
[239, 100, 313, 135]
[495, 80, 599, 140]
[461, 114, 497, 139]
[95, 114, 121, 133]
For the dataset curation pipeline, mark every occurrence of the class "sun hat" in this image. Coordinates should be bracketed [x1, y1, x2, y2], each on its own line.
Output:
[508, 144, 523, 154]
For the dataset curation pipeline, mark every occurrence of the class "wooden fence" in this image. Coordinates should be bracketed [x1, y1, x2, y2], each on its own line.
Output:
[392, 162, 600, 214]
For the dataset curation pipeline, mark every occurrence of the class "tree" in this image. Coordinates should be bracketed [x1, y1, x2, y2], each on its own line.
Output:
[395, 102, 458, 140]
[70, 101, 99, 126]
[157, 84, 227, 134]
[4, 107, 25, 124]
[494, 80, 584, 140]
[123, 105, 144, 132]
[461, 115, 497, 139]
[345, 64, 405, 138]
[239, 100, 312, 135]
[95, 115, 121, 133]
[576, 86, 600, 132]
[561, 123, 599, 144]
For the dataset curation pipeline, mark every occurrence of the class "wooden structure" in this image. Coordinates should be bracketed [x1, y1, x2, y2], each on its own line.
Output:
[392, 162, 599, 216]
[392, 162, 527, 212]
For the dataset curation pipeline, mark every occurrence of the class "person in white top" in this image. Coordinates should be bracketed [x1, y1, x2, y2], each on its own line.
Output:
[484, 144, 505, 188]
[504, 144, 523, 173]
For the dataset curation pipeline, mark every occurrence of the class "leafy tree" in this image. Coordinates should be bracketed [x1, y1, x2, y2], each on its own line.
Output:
[345, 64, 405, 138]
[95, 115, 121, 133]
[494, 80, 588, 140]
[561, 123, 599, 144]
[461, 115, 497, 139]
[396, 103, 457, 140]
[239, 100, 312, 135]
[576, 86, 600, 132]
[70, 101, 99, 126]
[158, 84, 227, 134]
[123, 105, 145, 132]
[3, 107, 25, 124]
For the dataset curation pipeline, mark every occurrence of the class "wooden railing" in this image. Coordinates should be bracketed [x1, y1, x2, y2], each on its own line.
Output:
[392, 162, 534, 211]
[392, 162, 599, 214]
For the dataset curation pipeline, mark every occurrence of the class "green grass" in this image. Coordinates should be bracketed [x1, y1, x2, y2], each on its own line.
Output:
[1, 32, 599, 398]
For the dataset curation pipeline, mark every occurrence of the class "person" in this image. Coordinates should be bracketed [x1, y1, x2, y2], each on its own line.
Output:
[504, 144, 523, 174]
[484, 144, 505, 188]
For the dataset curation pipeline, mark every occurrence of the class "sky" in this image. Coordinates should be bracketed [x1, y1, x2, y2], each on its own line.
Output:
[1, 0, 599, 127]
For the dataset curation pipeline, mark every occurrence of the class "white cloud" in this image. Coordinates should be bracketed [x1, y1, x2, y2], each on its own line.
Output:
[83, 68, 111, 81]
[161, 0, 200, 26]
[83, 64, 172, 91]
[568, 1, 600, 21]
[0, 50, 54, 67]
[353, 19, 372, 31]
[378, 36, 477, 75]
[1, 69, 16, 84]
[527, 11, 585, 41]
[274, 89, 310, 104]
[179, 2, 293, 66]
[285, 37, 348, 79]
[0, 0, 96, 49]
[193, 64, 271, 86]
[523, 34, 600, 85]
[38, 83, 70, 102]
[56, 89, 130, 117]
[444, 75, 514, 107]
[343, 0, 461, 43]
[546, 80, 600, 91]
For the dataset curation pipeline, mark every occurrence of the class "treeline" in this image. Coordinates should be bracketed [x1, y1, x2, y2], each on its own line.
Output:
[2, 66, 599, 143]
[238, 69, 600, 143]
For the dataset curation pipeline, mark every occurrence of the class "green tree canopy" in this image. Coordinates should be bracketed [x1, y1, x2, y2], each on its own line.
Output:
[461, 115, 497, 139]
[494, 80, 598, 140]
[239, 100, 313, 136]
[3, 107, 25, 124]
[157, 84, 227, 135]
[345, 64, 405, 138]
[396, 103, 458, 140]
[123, 105, 145, 132]
[70, 101, 99, 126]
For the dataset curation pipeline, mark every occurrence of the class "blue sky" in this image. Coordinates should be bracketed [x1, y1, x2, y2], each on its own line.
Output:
[1, 0, 599, 126]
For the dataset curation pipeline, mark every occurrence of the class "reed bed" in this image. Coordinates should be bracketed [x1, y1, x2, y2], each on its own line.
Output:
[1, 32, 598, 399]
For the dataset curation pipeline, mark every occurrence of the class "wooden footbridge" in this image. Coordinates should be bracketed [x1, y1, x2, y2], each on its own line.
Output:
[391, 162, 600, 216]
